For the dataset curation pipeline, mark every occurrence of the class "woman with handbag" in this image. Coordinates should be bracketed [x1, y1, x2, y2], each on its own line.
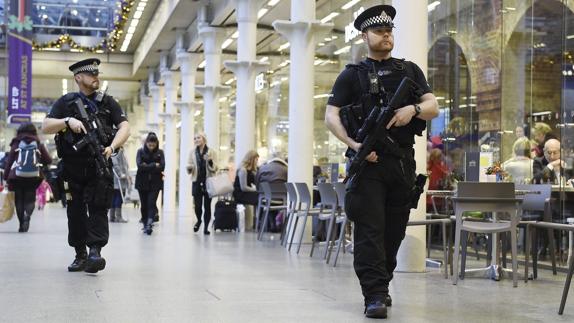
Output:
[187, 133, 217, 235]
[233, 150, 259, 206]
[3, 123, 52, 232]
[135, 132, 165, 235]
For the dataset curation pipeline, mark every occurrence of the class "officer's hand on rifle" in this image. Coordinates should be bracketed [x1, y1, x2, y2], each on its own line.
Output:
[69, 118, 87, 134]
[351, 142, 379, 163]
[386, 105, 416, 129]
[103, 146, 114, 159]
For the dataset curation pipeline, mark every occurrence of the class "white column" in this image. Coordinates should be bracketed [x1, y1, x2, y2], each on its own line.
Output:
[159, 70, 180, 214]
[224, 0, 269, 166]
[393, 0, 428, 273]
[196, 25, 230, 162]
[274, 1, 332, 243]
[176, 51, 202, 215]
[148, 84, 164, 139]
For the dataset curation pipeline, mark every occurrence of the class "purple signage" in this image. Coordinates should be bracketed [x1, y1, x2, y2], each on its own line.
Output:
[7, 0, 33, 124]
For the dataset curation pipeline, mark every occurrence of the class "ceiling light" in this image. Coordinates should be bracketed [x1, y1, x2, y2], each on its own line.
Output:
[130, 19, 140, 28]
[314, 59, 323, 66]
[134, 11, 143, 19]
[225, 78, 236, 85]
[334, 46, 350, 55]
[232, 31, 239, 38]
[268, 0, 280, 6]
[278, 42, 290, 51]
[321, 12, 339, 24]
[428, 1, 440, 12]
[221, 38, 233, 49]
[199, 60, 206, 68]
[341, 0, 360, 10]
[258, 8, 269, 19]
[259, 56, 269, 63]
[128, 26, 136, 34]
[318, 42, 325, 46]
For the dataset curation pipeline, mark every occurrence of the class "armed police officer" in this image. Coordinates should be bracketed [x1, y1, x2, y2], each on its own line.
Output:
[325, 5, 438, 319]
[42, 58, 130, 273]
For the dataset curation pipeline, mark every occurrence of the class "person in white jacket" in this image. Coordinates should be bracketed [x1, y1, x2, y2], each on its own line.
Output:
[187, 133, 217, 234]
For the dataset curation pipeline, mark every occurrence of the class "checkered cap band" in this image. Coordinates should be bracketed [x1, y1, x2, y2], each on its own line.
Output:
[360, 10, 394, 31]
[72, 62, 99, 75]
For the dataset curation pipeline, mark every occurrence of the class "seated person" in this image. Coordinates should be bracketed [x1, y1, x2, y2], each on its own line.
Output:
[533, 139, 572, 184]
[233, 150, 259, 206]
[503, 137, 533, 184]
[255, 153, 288, 185]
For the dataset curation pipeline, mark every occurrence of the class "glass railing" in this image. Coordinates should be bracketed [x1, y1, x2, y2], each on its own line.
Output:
[32, 2, 116, 37]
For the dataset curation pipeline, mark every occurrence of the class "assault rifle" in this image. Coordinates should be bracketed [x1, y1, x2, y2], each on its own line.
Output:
[345, 77, 420, 187]
[72, 98, 112, 178]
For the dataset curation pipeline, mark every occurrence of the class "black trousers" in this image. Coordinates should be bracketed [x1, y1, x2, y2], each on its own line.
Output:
[63, 162, 112, 249]
[344, 155, 415, 302]
[193, 182, 212, 227]
[138, 189, 160, 223]
[13, 186, 36, 224]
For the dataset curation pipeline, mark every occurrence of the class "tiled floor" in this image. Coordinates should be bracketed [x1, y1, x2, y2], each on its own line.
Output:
[1, 204, 573, 322]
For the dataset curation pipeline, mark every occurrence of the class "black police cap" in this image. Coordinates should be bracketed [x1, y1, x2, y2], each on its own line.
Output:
[354, 5, 396, 32]
[68, 58, 101, 75]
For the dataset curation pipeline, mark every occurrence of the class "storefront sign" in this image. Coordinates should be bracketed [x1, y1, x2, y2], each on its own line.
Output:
[345, 7, 365, 43]
[7, 0, 33, 124]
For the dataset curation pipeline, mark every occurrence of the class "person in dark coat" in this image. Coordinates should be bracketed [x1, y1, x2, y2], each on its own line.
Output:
[3, 123, 52, 232]
[135, 132, 165, 235]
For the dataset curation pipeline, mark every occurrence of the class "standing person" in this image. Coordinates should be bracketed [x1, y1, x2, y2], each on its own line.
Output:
[324, 5, 438, 319]
[3, 123, 52, 232]
[135, 133, 164, 235]
[233, 150, 259, 206]
[42, 58, 130, 273]
[36, 179, 52, 210]
[109, 148, 131, 223]
[187, 133, 217, 235]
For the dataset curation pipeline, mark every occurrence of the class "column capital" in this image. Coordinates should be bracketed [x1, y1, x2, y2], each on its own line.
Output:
[148, 84, 164, 93]
[223, 61, 269, 75]
[198, 25, 226, 54]
[177, 52, 203, 76]
[174, 101, 203, 109]
[158, 112, 180, 121]
[273, 21, 333, 44]
[195, 85, 231, 97]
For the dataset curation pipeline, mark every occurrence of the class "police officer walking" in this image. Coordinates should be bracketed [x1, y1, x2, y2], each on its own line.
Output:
[42, 58, 130, 274]
[325, 5, 438, 319]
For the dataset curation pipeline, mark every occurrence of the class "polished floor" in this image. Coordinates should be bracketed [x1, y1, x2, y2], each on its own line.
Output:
[1, 204, 573, 323]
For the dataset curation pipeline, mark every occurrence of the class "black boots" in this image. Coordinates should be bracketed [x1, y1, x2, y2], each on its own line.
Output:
[194, 221, 202, 233]
[364, 295, 392, 319]
[68, 247, 88, 272]
[84, 246, 106, 273]
[143, 217, 153, 235]
[364, 300, 387, 319]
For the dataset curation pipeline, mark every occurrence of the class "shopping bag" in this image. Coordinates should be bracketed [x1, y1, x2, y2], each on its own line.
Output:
[0, 191, 15, 223]
[205, 173, 234, 198]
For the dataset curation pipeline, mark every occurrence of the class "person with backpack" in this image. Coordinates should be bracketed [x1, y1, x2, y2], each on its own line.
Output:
[324, 5, 438, 319]
[3, 123, 52, 232]
[135, 132, 164, 235]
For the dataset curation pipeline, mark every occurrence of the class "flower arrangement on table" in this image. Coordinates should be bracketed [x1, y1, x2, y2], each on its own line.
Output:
[485, 161, 508, 182]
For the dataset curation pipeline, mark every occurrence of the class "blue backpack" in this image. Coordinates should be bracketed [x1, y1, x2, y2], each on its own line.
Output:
[14, 140, 41, 178]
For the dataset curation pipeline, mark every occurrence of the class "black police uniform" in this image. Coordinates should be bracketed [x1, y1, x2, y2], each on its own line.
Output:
[327, 5, 433, 315]
[47, 58, 127, 272]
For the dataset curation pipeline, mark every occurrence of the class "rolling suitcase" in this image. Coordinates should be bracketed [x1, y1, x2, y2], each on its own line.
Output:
[213, 199, 238, 232]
